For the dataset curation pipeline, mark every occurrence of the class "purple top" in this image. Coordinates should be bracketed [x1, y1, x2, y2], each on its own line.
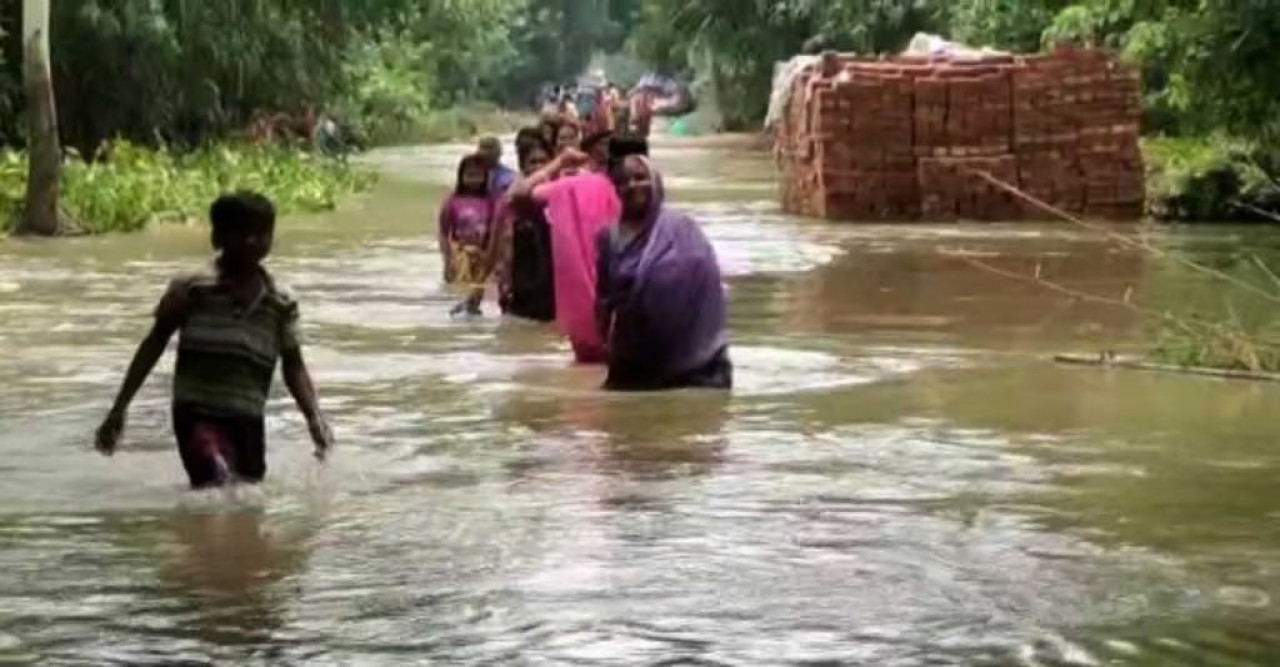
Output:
[439, 194, 494, 246]
[595, 157, 728, 380]
[490, 164, 517, 196]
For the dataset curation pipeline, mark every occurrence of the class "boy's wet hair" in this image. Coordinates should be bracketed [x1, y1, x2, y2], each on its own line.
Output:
[210, 191, 275, 248]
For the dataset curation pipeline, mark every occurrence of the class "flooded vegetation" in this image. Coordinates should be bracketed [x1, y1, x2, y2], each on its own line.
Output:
[1, 140, 1278, 665]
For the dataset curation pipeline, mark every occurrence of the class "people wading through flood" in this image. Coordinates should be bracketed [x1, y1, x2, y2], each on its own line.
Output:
[498, 124, 658, 366]
[506, 139, 616, 362]
[447, 109, 729, 391]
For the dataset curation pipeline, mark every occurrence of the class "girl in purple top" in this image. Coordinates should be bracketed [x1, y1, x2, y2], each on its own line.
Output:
[439, 154, 496, 315]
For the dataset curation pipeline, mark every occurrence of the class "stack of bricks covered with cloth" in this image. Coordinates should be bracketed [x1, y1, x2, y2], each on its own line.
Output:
[773, 44, 1144, 222]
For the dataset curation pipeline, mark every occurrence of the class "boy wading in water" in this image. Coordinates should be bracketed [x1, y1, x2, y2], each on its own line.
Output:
[95, 192, 333, 488]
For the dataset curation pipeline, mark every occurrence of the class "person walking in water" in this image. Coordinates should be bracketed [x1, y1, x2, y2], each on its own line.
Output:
[439, 154, 497, 316]
[505, 138, 650, 363]
[491, 139, 557, 322]
[595, 155, 732, 390]
[95, 192, 333, 488]
[477, 136, 517, 196]
[507, 145, 616, 362]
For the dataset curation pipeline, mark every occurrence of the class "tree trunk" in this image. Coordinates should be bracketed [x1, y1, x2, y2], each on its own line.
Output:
[16, 0, 62, 237]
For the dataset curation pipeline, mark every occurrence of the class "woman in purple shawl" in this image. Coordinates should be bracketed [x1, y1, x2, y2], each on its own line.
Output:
[595, 155, 732, 391]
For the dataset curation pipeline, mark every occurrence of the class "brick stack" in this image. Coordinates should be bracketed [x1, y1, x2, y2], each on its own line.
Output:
[775, 70, 824, 217]
[775, 45, 1144, 222]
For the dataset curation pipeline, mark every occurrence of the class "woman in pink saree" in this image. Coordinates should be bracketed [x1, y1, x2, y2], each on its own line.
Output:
[505, 139, 623, 362]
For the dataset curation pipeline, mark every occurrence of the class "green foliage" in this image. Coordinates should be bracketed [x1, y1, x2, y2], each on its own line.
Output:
[627, 0, 1280, 219]
[1142, 137, 1280, 221]
[0, 0, 638, 154]
[950, 1, 1069, 52]
[0, 141, 377, 235]
[43, 0, 349, 155]
[628, 0, 945, 129]
[336, 27, 437, 146]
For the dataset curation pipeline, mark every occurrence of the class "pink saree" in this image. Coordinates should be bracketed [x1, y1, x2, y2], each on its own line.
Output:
[534, 172, 621, 363]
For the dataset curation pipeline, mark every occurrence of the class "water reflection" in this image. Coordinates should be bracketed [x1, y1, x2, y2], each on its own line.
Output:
[779, 227, 1151, 351]
[494, 367, 731, 484]
[152, 506, 312, 648]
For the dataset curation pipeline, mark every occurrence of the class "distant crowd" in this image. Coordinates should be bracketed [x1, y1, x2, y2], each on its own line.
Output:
[537, 81, 656, 139]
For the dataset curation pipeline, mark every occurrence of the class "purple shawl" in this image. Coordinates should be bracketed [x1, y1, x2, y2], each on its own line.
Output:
[602, 157, 728, 377]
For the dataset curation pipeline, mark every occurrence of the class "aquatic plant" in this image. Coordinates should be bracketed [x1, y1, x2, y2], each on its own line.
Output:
[1146, 257, 1280, 372]
[0, 141, 377, 235]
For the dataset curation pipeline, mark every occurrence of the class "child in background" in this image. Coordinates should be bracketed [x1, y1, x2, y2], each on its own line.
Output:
[439, 154, 497, 316]
[95, 192, 332, 488]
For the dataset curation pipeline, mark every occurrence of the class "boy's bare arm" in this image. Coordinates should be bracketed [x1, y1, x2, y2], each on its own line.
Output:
[97, 290, 183, 455]
[109, 323, 176, 413]
[106, 283, 188, 416]
[281, 348, 320, 421]
[282, 347, 332, 457]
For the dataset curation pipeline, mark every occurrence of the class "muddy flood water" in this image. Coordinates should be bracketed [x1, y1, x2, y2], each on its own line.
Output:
[1, 138, 1278, 665]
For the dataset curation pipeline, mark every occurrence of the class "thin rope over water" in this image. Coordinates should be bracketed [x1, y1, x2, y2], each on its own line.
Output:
[959, 166, 1280, 305]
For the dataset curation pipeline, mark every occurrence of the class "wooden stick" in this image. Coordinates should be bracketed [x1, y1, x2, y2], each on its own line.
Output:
[1054, 353, 1280, 382]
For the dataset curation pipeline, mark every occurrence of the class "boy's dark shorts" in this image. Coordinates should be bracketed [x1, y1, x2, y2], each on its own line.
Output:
[172, 403, 267, 489]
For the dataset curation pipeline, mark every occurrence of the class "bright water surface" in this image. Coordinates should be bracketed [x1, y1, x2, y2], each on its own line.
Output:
[1, 138, 1278, 665]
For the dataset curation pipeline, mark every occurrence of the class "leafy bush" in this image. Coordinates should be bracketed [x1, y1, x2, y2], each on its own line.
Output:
[1143, 136, 1280, 222]
[0, 141, 377, 235]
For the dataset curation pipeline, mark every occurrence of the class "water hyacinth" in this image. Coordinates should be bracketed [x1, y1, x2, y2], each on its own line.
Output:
[0, 140, 378, 235]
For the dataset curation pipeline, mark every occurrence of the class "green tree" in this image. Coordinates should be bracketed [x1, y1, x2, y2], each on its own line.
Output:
[18, 0, 61, 236]
[628, 0, 946, 128]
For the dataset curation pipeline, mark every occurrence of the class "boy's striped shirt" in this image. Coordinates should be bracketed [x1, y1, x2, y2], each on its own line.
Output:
[164, 270, 300, 417]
